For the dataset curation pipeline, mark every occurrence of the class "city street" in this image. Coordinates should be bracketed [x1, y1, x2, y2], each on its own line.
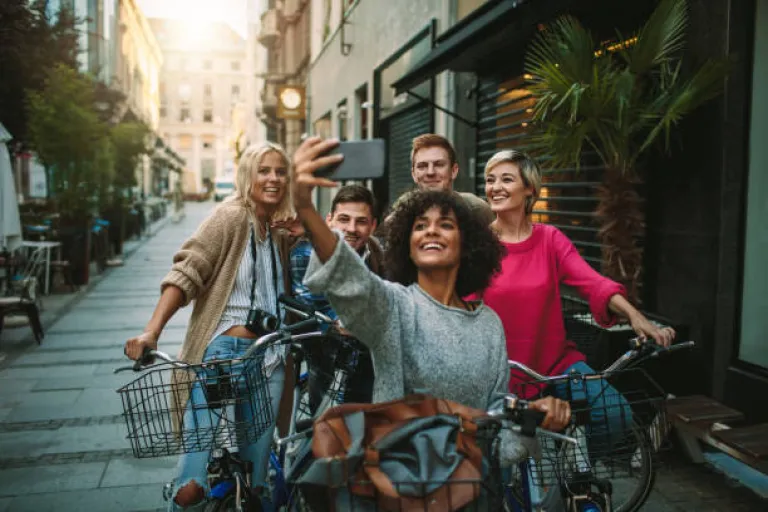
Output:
[0, 203, 208, 511]
[0, 201, 765, 511]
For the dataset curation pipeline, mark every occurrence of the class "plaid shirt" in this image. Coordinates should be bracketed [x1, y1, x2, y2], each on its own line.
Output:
[290, 239, 339, 322]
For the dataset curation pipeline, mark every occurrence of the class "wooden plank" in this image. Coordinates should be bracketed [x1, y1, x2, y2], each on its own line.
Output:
[667, 395, 745, 424]
[712, 423, 768, 461]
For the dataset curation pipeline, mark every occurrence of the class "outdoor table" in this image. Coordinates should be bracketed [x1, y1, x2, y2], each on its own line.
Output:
[21, 240, 62, 295]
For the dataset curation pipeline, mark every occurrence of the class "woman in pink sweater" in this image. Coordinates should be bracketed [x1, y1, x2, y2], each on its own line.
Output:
[473, 149, 675, 445]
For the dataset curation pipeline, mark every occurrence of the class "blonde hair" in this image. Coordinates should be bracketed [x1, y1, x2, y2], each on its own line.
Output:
[229, 141, 293, 238]
[485, 150, 542, 215]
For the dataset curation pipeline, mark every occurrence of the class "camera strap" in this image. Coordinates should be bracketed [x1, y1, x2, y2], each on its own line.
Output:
[249, 224, 281, 324]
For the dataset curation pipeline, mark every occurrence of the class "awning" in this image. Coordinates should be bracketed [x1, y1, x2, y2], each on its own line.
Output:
[392, 0, 548, 95]
[391, 0, 644, 95]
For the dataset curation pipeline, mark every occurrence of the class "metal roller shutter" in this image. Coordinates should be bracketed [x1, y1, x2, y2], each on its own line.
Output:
[385, 105, 432, 208]
[475, 75, 604, 268]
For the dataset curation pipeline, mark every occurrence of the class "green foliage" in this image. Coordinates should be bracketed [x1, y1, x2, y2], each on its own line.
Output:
[111, 121, 151, 190]
[524, 0, 728, 175]
[26, 63, 111, 219]
[0, 0, 80, 144]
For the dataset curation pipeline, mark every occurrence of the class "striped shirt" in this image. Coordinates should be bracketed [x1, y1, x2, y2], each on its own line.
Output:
[211, 229, 285, 370]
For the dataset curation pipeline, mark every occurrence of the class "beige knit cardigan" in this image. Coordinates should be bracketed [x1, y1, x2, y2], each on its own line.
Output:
[161, 199, 293, 367]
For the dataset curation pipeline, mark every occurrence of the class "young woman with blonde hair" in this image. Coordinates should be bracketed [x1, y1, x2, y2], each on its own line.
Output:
[124, 141, 294, 510]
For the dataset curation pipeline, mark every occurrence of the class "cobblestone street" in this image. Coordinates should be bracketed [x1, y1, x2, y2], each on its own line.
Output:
[0, 201, 765, 511]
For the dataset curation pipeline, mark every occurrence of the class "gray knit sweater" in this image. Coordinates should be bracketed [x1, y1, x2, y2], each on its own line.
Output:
[304, 233, 531, 463]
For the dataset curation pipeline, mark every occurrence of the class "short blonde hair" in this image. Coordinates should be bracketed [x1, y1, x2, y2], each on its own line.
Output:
[485, 150, 542, 215]
[229, 141, 293, 237]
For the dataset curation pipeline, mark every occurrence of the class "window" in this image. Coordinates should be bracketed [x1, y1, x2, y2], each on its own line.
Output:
[204, 84, 212, 98]
[232, 85, 240, 100]
[337, 100, 348, 141]
[203, 109, 213, 123]
[355, 84, 369, 139]
[201, 159, 216, 180]
[160, 106, 167, 118]
[231, 61, 241, 71]
[178, 134, 193, 150]
[178, 83, 191, 100]
[203, 60, 212, 70]
[202, 134, 216, 150]
[179, 106, 191, 122]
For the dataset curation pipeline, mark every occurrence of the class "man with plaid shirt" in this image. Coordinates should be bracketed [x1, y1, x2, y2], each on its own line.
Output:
[290, 185, 384, 407]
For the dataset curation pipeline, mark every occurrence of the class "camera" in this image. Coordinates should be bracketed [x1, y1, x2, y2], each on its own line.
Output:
[245, 308, 279, 336]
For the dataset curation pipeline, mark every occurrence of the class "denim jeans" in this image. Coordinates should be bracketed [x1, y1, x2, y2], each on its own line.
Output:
[552, 361, 633, 455]
[169, 335, 285, 511]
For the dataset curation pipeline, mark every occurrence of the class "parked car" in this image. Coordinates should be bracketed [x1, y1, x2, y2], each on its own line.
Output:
[213, 179, 235, 202]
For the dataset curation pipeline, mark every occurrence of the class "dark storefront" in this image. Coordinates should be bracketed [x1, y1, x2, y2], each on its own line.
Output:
[392, 0, 768, 422]
[372, 21, 436, 209]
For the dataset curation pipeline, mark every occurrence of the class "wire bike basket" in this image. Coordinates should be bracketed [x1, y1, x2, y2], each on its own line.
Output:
[118, 355, 273, 458]
[300, 333, 369, 416]
[509, 367, 669, 487]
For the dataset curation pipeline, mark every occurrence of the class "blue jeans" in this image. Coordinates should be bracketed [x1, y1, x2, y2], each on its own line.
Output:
[169, 335, 285, 511]
[552, 361, 633, 455]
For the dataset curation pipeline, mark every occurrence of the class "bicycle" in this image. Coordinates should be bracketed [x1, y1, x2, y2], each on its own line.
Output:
[115, 296, 328, 512]
[504, 338, 695, 512]
[264, 298, 372, 511]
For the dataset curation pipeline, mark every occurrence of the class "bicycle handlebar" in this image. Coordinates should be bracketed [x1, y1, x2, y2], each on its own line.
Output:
[508, 338, 696, 381]
[116, 296, 335, 374]
[484, 395, 577, 445]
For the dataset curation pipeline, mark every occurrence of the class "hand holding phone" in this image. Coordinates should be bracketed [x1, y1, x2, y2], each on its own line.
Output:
[314, 139, 386, 181]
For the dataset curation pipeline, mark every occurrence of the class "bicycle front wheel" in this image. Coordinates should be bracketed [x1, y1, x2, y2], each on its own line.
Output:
[555, 424, 655, 512]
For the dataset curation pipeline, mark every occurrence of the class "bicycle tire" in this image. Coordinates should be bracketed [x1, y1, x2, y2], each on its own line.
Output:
[612, 425, 655, 512]
[559, 424, 654, 512]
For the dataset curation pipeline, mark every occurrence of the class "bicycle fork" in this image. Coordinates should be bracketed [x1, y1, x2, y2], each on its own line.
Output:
[562, 423, 612, 512]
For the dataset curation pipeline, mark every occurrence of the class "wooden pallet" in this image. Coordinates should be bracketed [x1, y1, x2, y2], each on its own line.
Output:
[669, 395, 768, 474]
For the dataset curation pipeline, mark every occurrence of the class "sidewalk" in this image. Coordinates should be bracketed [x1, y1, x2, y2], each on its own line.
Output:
[0, 203, 207, 512]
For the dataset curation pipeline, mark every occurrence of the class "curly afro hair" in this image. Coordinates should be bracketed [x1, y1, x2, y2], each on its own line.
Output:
[384, 190, 504, 297]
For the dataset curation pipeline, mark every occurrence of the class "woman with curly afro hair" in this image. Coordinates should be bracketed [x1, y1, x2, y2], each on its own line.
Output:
[289, 137, 571, 464]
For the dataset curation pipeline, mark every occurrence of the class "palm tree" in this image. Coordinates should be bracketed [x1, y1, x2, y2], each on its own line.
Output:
[524, 0, 727, 303]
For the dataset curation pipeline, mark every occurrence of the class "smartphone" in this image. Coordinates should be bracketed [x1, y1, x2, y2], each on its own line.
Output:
[315, 139, 386, 180]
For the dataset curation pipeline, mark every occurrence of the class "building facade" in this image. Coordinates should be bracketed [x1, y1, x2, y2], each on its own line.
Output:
[149, 19, 254, 194]
[251, 0, 311, 157]
[115, 0, 164, 197]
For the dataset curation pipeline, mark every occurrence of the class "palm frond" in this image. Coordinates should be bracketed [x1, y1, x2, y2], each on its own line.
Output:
[636, 59, 728, 156]
[628, 0, 688, 74]
[525, 16, 595, 96]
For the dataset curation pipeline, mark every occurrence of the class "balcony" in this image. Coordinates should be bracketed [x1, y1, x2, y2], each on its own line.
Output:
[258, 8, 281, 48]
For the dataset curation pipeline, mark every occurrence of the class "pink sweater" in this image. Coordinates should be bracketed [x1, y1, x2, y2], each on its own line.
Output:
[470, 224, 625, 395]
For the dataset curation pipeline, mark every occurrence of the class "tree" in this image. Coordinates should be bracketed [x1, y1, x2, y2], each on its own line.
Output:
[26, 63, 111, 220]
[111, 121, 151, 192]
[0, 0, 79, 145]
[524, 0, 727, 303]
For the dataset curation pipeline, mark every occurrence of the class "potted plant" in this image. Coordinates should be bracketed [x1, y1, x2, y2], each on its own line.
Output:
[524, 0, 727, 305]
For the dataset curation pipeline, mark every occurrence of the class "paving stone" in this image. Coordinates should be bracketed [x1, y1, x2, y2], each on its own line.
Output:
[0, 390, 82, 409]
[13, 348, 123, 366]
[35, 328, 186, 350]
[4, 484, 167, 512]
[0, 380, 37, 395]
[31, 373, 136, 391]
[2, 399, 123, 422]
[0, 462, 107, 497]
[100, 457, 176, 488]
[0, 409, 9, 422]
[0, 365, 98, 380]
[0, 423, 126, 458]
[0, 497, 11, 512]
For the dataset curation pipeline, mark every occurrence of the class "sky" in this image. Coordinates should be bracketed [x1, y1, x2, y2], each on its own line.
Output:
[136, 0, 248, 36]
